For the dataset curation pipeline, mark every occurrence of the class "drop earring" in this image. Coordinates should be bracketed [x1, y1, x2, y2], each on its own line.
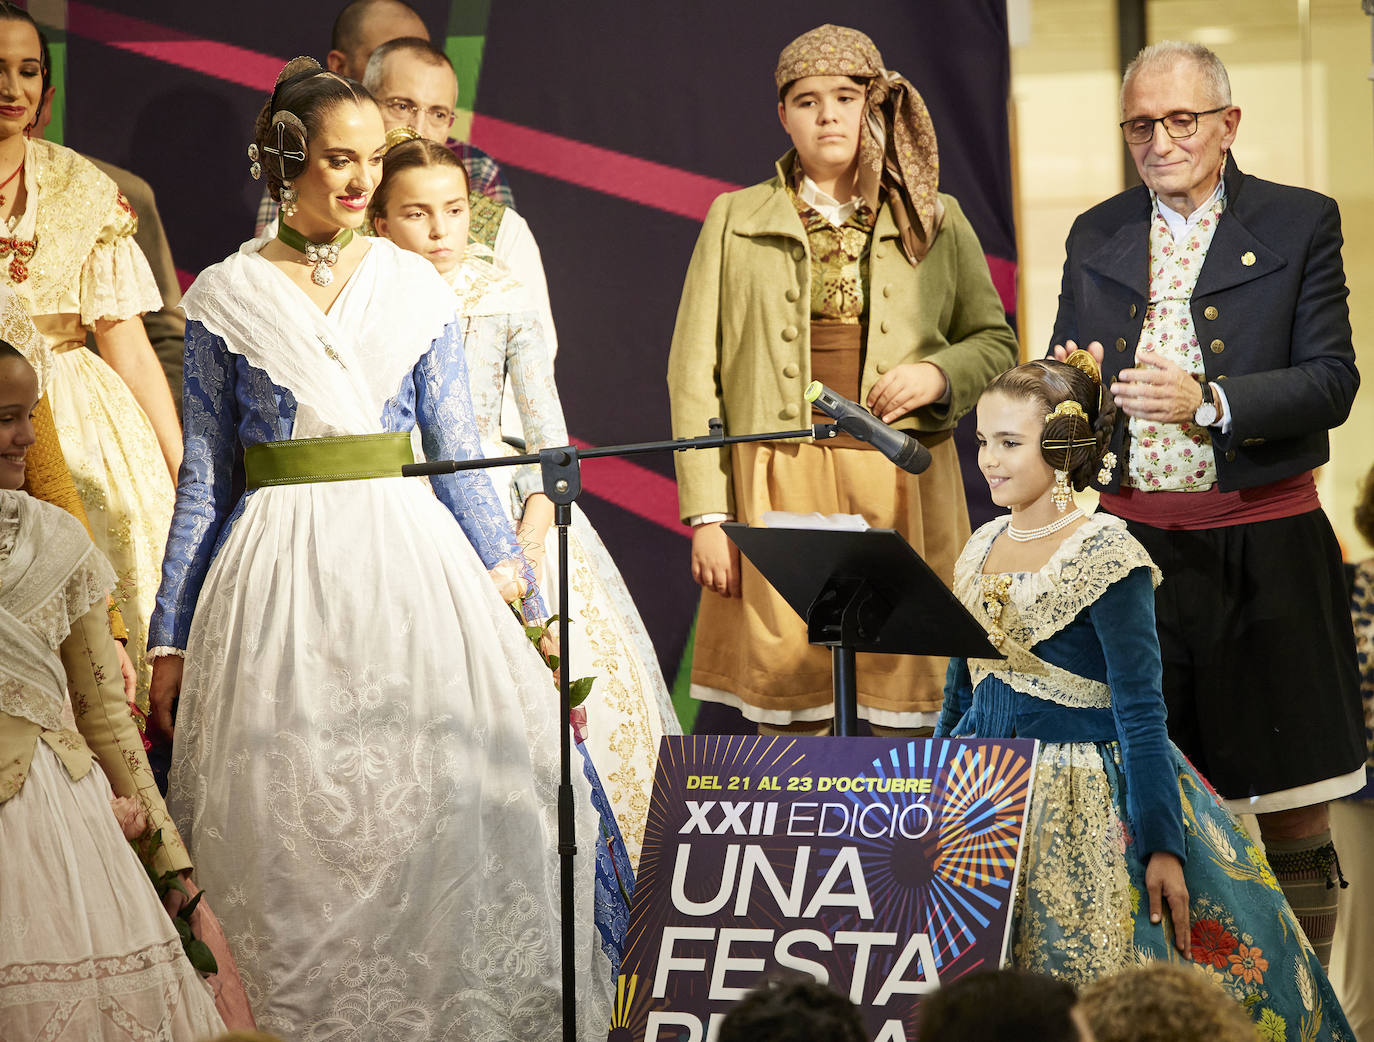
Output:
[1052, 469, 1072, 513]
[279, 180, 298, 219]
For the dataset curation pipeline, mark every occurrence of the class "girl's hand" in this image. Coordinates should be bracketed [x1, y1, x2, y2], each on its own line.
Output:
[149, 655, 183, 740]
[865, 361, 947, 423]
[691, 521, 740, 597]
[115, 640, 137, 700]
[1146, 851, 1190, 956]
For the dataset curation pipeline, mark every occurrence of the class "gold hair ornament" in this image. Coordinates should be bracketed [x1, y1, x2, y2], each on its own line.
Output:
[1045, 400, 1087, 424]
[1097, 450, 1119, 485]
[383, 125, 422, 156]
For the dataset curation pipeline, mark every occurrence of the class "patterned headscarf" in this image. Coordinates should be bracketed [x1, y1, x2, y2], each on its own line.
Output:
[775, 24, 943, 265]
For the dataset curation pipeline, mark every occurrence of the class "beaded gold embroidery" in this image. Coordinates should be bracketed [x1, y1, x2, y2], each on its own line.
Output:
[980, 574, 1012, 650]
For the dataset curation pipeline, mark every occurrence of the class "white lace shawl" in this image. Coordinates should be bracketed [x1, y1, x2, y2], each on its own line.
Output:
[953, 512, 1162, 710]
[0, 491, 115, 731]
[181, 236, 460, 437]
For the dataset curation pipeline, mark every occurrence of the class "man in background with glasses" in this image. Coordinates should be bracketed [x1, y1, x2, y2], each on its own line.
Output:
[254, 0, 516, 236]
[363, 36, 561, 418]
[1051, 40, 1363, 969]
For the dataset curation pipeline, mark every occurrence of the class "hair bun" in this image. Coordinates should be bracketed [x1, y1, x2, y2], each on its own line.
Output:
[1062, 348, 1102, 387]
[276, 56, 322, 86]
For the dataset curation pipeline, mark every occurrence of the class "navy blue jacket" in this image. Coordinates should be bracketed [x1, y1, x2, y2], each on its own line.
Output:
[1050, 156, 1359, 493]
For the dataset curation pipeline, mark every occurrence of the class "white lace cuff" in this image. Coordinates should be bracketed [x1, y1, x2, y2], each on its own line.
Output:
[147, 646, 186, 659]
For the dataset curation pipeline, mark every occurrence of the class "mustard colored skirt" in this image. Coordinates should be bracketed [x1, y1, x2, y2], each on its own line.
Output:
[691, 437, 969, 724]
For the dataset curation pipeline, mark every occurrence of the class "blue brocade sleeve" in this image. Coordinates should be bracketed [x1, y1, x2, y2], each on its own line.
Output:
[148, 321, 242, 650]
[1088, 568, 1187, 862]
[413, 321, 543, 614]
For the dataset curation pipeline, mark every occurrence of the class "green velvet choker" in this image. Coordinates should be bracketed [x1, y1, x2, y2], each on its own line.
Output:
[276, 222, 354, 287]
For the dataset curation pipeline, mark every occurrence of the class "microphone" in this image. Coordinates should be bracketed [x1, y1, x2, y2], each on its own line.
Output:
[804, 381, 933, 475]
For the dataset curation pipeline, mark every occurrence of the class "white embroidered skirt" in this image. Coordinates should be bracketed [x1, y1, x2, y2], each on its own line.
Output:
[0, 743, 224, 1041]
[169, 474, 612, 1041]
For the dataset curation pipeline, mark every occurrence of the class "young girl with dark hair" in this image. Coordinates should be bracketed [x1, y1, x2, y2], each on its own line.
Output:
[148, 59, 613, 1040]
[940, 354, 1353, 1039]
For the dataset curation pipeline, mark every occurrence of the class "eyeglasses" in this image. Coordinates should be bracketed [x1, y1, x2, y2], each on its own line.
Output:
[382, 97, 456, 128]
[1119, 106, 1227, 145]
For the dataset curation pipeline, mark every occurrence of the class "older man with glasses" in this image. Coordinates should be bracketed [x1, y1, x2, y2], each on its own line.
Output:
[1051, 40, 1364, 969]
[362, 36, 514, 208]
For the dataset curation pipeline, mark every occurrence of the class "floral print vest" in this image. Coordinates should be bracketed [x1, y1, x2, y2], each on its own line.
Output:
[1124, 194, 1226, 491]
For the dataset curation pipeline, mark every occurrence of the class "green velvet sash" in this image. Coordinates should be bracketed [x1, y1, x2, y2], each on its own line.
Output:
[244, 432, 415, 489]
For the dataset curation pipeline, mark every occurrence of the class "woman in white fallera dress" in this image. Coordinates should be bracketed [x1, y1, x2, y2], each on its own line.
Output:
[147, 61, 612, 1040]
[371, 133, 681, 871]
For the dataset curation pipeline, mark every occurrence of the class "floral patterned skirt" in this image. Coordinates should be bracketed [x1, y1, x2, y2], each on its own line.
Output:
[1014, 740, 1353, 1041]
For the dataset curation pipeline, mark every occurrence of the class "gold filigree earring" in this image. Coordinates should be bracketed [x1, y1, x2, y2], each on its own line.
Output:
[1052, 469, 1072, 512]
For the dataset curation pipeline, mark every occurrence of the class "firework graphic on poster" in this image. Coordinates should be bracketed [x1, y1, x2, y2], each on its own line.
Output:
[613, 735, 1036, 1042]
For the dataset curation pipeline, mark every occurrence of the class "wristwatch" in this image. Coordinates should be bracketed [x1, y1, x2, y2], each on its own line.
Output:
[1194, 378, 1219, 427]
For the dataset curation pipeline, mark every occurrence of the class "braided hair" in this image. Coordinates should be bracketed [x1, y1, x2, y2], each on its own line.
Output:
[983, 354, 1118, 491]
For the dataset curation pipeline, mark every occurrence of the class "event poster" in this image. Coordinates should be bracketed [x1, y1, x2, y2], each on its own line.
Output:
[609, 735, 1038, 1042]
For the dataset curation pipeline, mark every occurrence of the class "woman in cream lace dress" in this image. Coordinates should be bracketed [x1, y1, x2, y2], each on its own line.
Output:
[0, 8, 180, 726]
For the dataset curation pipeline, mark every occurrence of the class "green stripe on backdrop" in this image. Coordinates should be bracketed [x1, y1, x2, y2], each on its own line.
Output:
[445, 0, 491, 140]
[445, 34, 485, 129]
[671, 610, 699, 733]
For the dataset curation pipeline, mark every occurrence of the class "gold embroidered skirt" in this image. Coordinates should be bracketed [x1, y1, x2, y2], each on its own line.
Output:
[46, 342, 174, 717]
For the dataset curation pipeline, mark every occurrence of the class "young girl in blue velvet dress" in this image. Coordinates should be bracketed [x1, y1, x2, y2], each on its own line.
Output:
[937, 354, 1354, 1039]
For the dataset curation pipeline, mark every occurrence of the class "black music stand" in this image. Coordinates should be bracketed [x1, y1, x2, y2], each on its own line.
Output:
[724, 524, 1004, 736]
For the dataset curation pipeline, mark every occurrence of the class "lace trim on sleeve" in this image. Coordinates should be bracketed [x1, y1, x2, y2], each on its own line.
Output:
[25, 544, 118, 652]
[78, 211, 165, 327]
[0, 546, 115, 731]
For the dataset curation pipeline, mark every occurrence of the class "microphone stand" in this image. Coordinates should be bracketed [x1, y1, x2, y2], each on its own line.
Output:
[402, 418, 838, 1042]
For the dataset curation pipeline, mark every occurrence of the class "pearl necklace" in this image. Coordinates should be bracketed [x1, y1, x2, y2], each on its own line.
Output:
[1007, 507, 1083, 542]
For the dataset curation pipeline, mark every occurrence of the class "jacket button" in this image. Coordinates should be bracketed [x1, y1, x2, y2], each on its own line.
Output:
[782, 326, 798, 342]
[882, 284, 892, 298]
[785, 287, 800, 302]
[876, 362, 890, 374]
[792, 245, 805, 261]
[1210, 338, 1225, 353]
[1115, 337, 1127, 352]
[1129, 304, 1137, 318]
[1204, 305, 1218, 320]
[880, 320, 890, 334]
[876, 244, 887, 259]
[783, 363, 799, 378]
[782, 403, 799, 420]
[1225, 449, 1236, 462]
